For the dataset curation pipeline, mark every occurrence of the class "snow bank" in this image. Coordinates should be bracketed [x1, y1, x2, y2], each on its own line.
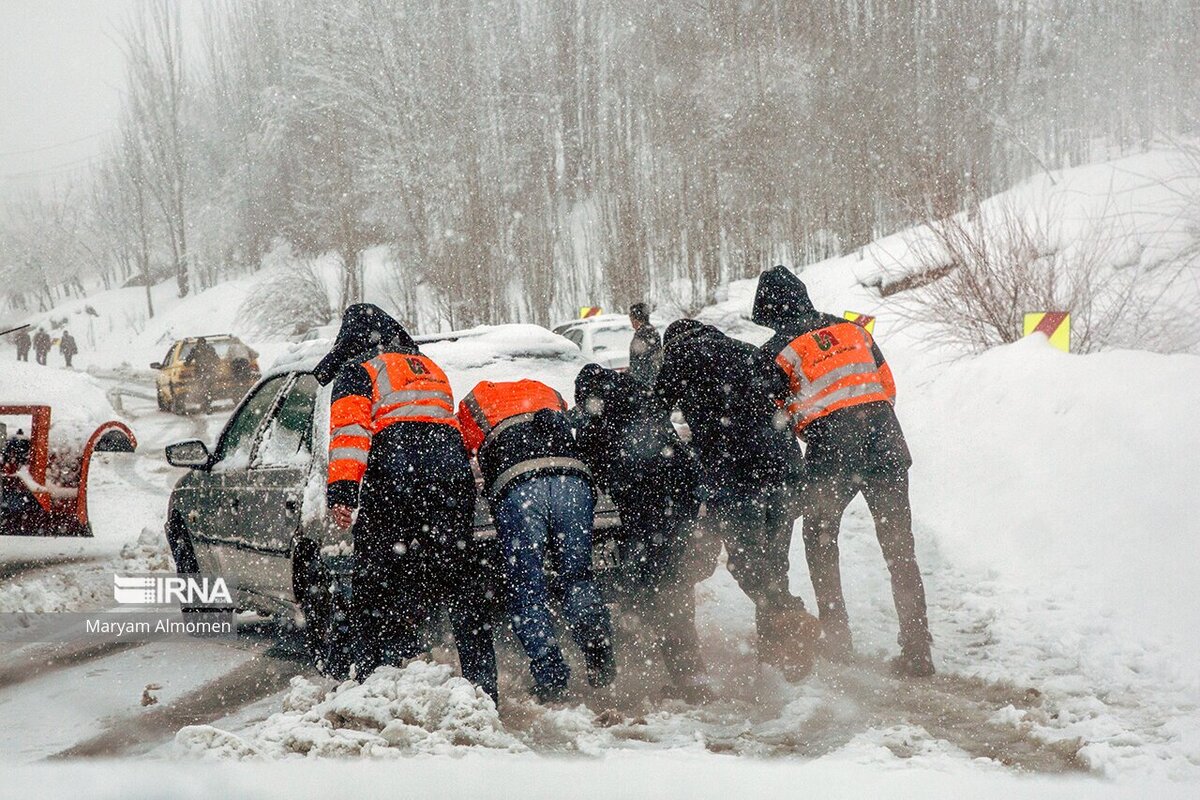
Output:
[0, 526, 170, 616]
[0, 359, 122, 444]
[175, 661, 525, 760]
[905, 335, 1199, 652]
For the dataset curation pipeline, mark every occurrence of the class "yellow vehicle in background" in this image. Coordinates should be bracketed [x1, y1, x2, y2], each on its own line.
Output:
[151, 334, 260, 415]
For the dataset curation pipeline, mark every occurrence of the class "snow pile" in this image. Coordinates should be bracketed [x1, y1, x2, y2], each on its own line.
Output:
[0, 526, 170, 616]
[175, 661, 526, 760]
[0, 359, 123, 444]
[906, 335, 1199, 652]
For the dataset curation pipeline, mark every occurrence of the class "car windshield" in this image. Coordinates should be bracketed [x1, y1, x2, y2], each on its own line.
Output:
[591, 325, 634, 353]
[179, 339, 234, 361]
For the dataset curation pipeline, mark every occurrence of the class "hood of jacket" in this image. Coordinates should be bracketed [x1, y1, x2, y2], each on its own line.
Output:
[314, 303, 419, 385]
[574, 363, 618, 407]
[662, 318, 714, 351]
[751, 265, 815, 331]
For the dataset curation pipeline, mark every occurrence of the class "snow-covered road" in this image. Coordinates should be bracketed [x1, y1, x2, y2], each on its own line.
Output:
[2, 406, 1192, 782]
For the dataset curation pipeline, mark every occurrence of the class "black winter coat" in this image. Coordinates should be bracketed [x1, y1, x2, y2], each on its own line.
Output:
[627, 324, 663, 386]
[318, 304, 473, 510]
[574, 363, 699, 508]
[752, 265, 911, 475]
[653, 320, 801, 502]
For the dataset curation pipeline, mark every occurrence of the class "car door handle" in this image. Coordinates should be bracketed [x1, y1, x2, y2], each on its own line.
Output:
[284, 497, 298, 512]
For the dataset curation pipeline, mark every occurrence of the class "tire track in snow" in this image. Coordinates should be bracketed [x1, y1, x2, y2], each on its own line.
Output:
[0, 555, 103, 583]
[0, 640, 147, 691]
[47, 637, 316, 760]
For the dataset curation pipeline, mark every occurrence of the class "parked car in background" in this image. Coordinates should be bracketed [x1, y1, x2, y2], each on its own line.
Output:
[161, 325, 624, 663]
[552, 314, 636, 371]
[151, 335, 261, 415]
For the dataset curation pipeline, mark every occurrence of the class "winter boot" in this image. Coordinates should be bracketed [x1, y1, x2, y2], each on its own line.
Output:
[661, 680, 717, 705]
[758, 604, 822, 682]
[819, 621, 855, 664]
[890, 643, 935, 678]
[585, 644, 616, 688]
[533, 681, 569, 704]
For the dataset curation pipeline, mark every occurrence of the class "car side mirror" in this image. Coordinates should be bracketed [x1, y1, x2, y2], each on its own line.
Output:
[166, 439, 211, 469]
[150, 362, 163, 370]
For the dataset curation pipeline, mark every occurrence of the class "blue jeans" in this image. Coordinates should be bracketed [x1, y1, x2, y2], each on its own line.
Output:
[493, 474, 611, 692]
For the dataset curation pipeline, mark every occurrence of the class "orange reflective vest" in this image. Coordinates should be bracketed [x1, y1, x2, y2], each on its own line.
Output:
[775, 321, 896, 433]
[457, 379, 588, 498]
[327, 353, 458, 486]
[457, 379, 567, 456]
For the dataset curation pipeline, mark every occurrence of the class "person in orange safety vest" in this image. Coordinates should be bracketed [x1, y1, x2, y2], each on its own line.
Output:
[457, 379, 614, 703]
[314, 304, 502, 701]
[752, 266, 934, 678]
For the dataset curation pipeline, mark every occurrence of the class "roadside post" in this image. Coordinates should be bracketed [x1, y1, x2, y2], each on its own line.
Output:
[843, 311, 876, 335]
[1023, 311, 1070, 352]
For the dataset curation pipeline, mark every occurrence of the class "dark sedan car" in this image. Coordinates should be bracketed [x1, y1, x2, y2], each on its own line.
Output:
[162, 325, 623, 661]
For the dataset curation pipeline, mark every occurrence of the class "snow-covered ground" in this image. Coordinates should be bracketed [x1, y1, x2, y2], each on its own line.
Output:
[1, 149, 1198, 796]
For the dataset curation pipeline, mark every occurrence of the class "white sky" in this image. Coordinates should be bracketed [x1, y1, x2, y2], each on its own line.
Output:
[0, 1, 205, 198]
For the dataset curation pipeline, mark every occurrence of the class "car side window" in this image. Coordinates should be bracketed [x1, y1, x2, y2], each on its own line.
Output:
[252, 374, 319, 469]
[212, 375, 288, 470]
[563, 329, 584, 349]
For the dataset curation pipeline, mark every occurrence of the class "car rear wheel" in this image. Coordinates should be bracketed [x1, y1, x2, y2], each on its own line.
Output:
[156, 384, 169, 412]
[165, 512, 216, 618]
[169, 385, 188, 416]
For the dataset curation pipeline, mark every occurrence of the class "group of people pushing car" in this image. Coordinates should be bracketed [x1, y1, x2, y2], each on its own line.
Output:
[313, 264, 933, 706]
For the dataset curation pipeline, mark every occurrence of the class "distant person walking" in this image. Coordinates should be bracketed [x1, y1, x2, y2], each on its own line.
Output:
[32, 329, 51, 366]
[13, 327, 31, 362]
[59, 330, 78, 368]
[627, 303, 663, 386]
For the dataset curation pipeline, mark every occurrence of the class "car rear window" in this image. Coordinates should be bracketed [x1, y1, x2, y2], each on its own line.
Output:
[591, 325, 634, 353]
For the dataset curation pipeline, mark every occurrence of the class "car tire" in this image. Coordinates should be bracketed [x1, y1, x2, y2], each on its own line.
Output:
[293, 541, 351, 679]
[165, 512, 211, 618]
[170, 386, 188, 416]
[156, 385, 169, 412]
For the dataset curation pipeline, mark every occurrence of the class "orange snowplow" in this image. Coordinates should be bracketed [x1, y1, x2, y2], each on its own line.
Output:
[0, 405, 136, 537]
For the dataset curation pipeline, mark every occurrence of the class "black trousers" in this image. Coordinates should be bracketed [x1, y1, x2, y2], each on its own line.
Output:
[802, 467, 931, 654]
[617, 495, 713, 685]
[349, 477, 501, 701]
[711, 484, 805, 618]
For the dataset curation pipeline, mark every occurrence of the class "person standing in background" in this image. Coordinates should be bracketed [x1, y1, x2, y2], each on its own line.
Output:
[13, 327, 31, 362]
[59, 330, 78, 368]
[32, 328, 51, 366]
[627, 303, 663, 386]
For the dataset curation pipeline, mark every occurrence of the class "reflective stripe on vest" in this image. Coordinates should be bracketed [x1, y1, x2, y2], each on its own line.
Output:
[462, 381, 566, 441]
[776, 322, 893, 431]
[328, 394, 373, 485]
[363, 354, 458, 431]
[490, 456, 592, 499]
[478, 411, 537, 452]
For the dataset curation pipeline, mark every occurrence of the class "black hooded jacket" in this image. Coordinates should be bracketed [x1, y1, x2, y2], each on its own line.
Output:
[653, 320, 800, 501]
[574, 363, 699, 509]
[751, 265, 911, 474]
[319, 304, 472, 509]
